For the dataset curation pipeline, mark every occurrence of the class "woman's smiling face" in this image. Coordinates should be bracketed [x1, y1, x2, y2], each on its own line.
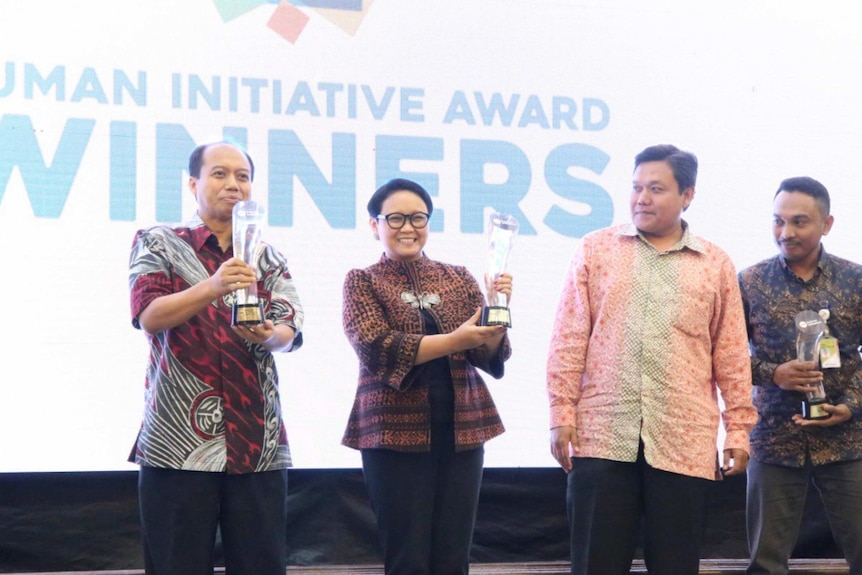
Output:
[371, 190, 430, 262]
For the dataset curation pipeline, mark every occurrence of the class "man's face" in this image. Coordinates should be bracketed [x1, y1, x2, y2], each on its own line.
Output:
[772, 190, 833, 265]
[189, 143, 252, 224]
[630, 160, 693, 241]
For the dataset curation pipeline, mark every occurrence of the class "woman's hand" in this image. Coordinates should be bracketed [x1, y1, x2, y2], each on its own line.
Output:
[490, 273, 513, 304]
[450, 308, 507, 351]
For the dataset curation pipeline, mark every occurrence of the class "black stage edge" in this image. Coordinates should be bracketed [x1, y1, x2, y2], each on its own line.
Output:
[0, 559, 853, 575]
[0, 468, 843, 573]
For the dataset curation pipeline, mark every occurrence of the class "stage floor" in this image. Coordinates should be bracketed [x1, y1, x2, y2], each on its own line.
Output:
[2, 470, 844, 574]
[12, 558, 851, 575]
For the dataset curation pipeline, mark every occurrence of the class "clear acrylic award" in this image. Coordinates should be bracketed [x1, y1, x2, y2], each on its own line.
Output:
[480, 212, 519, 327]
[795, 310, 829, 420]
[231, 200, 265, 326]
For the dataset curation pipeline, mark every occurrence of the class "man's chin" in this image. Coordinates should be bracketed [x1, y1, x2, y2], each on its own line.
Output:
[779, 249, 798, 262]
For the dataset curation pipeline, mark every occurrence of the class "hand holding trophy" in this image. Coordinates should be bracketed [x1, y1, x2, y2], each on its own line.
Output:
[231, 200, 265, 326]
[795, 310, 829, 420]
[480, 212, 519, 327]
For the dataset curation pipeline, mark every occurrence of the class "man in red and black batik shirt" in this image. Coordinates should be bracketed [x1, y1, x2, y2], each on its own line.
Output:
[129, 141, 303, 575]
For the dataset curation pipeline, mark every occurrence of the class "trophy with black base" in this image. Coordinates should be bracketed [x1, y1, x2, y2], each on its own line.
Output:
[479, 212, 519, 327]
[231, 200, 265, 327]
[795, 310, 829, 420]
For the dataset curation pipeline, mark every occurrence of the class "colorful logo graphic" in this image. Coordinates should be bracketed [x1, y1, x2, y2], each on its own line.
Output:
[212, 0, 373, 44]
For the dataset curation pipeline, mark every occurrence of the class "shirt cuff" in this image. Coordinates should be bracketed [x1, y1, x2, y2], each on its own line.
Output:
[549, 405, 576, 429]
[753, 359, 779, 388]
[723, 429, 751, 454]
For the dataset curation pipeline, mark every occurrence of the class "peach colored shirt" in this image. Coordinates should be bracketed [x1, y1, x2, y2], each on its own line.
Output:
[547, 223, 756, 480]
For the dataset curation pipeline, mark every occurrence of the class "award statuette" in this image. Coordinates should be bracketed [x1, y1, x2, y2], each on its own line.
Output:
[795, 310, 829, 420]
[479, 212, 519, 327]
[231, 200, 265, 327]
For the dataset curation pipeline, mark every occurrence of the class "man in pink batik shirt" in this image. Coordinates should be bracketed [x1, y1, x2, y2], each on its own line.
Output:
[547, 144, 756, 575]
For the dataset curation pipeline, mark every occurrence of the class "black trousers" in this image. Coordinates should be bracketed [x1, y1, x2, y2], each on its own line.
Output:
[361, 430, 484, 575]
[746, 458, 862, 575]
[566, 445, 708, 575]
[138, 466, 288, 575]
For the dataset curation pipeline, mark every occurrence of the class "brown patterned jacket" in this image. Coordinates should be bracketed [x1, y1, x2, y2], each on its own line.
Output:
[341, 253, 510, 452]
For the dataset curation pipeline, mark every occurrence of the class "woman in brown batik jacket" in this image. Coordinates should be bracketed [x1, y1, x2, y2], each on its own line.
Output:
[341, 178, 513, 575]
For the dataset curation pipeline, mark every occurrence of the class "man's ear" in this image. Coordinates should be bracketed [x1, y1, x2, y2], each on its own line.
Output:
[682, 186, 695, 211]
[822, 214, 834, 236]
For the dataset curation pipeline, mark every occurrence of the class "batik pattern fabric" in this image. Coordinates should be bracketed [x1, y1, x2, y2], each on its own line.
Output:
[341, 253, 510, 452]
[128, 213, 304, 474]
[739, 249, 862, 467]
[547, 223, 756, 481]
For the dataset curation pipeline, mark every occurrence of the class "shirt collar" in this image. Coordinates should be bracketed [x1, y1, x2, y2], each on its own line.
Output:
[186, 212, 220, 252]
[378, 252, 429, 268]
[777, 244, 830, 277]
[618, 220, 706, 254]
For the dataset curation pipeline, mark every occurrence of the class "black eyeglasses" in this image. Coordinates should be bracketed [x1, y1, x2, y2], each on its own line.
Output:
[376, 212, 430, 229]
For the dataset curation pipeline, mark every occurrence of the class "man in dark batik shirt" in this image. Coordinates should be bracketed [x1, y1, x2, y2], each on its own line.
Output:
[739, 176, 862, 575]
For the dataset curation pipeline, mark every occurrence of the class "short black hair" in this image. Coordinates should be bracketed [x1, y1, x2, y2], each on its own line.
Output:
[775, 176, 830, 216]
[634, 144, 698, 192]
[188, 141, 255, 181]
[366, 178, 433, 218]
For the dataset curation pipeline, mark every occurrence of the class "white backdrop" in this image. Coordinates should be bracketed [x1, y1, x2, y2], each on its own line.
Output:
[1, 0, 861, 472]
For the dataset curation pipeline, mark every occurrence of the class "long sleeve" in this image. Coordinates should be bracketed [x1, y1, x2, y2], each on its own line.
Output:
[546, 243, 592, 430]
[711, 254, 757, 453]
[342, 267, 424, 391]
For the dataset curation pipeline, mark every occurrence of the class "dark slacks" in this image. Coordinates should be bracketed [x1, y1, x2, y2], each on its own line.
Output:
[566, 446, 709, 575]
[361, 430, 484, 575]
[746, 457, 862, 575]
[138, 465, 288, 575]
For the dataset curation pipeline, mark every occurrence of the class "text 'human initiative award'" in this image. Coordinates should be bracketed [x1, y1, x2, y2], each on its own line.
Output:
[480, 212, 519, 327]
[231, 200, 265, 327]
[795, 310, 829, 420]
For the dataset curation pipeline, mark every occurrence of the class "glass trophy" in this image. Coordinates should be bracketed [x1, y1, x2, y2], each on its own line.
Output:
[231, 200, 265, 326]
[795, 310, 829, 420]
[479, 212, 519, 327]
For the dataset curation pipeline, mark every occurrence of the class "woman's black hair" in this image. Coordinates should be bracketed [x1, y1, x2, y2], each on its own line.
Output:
[366, 178, 433, 218]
